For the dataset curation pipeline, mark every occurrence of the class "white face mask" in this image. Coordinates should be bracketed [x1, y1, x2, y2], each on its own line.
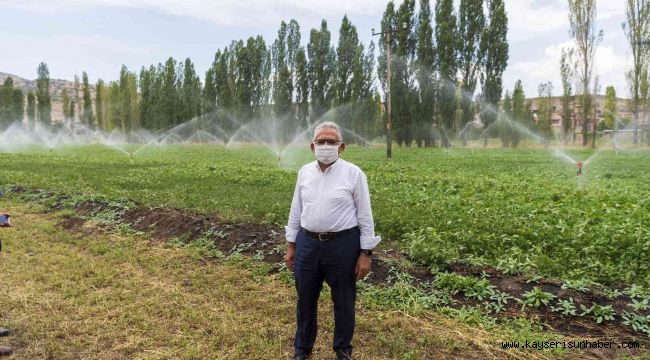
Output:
[314, 144, 340, 164]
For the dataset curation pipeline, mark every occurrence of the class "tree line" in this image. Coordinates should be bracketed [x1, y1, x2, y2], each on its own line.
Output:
[6, 0, 513, 148]
[377, 0, 508, 147]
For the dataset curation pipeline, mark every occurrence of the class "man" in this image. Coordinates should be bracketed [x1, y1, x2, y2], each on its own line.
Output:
[284, 121, 381, 360]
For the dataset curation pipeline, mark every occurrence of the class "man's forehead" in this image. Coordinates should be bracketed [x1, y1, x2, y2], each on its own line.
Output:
[315, 128, 340, 139]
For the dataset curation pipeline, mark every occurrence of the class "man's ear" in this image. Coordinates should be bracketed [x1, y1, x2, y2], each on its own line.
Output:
[310, 143, 315, 152]
[339, 143, 346, 153]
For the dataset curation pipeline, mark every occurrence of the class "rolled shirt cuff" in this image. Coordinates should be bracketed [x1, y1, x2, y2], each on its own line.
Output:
[285, 226, 299, 242]
[360, 235, 381, 250]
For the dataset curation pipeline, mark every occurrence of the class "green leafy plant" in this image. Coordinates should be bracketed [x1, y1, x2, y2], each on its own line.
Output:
[485, 291, 512, 314]
[550, 297, 577, 316]
[625, 285, 650, 300]
[630, 298, 649, 312]
[621, 311, 650, 335]
[580, 304, 616, 324]
[520, 287, 556, 310]
[561, 278, 594, 292]
[465, 278, 496, 301]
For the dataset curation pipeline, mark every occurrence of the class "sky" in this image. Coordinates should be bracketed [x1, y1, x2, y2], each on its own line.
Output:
[0, 0, 634, 98]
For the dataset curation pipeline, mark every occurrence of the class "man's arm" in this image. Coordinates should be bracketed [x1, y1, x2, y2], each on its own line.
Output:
[284, 170, 302, 271]
[353, 170, 380, 280]
[353, 171, 381, 250]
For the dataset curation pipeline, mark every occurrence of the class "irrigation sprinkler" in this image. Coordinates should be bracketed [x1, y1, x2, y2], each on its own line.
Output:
[576, 161, 583, 176]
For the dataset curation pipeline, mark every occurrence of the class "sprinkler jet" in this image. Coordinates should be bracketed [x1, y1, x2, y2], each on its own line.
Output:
[576, 161, 583, 176]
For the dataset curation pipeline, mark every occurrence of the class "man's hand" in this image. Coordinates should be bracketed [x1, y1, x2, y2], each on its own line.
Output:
[284, 242, 296, 271]
[355, 253, 371, 281]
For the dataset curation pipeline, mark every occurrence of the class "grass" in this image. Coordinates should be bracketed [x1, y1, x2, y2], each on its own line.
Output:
[1, 144, 649, 287]
[0, 201, 582, 359]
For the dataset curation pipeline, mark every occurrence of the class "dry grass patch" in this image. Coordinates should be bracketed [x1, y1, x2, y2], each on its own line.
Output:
[0, 202, 572, 359]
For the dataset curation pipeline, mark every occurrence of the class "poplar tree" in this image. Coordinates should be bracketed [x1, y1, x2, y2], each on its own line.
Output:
[12, 86, 23, 124]
[511, 79, 526, 147]
[139, 66, 156, 129]
[537, 81, 554, 147]
[308, 20, 335, 120]
[82, 71, 94, 127]
[36, 62, 52, 126]
[355, 42, 380, 142]
[603, 85, 617, 130]
[499, 90, 512, 147]
[295, 47, 309, 128]
[378, 2, 398, 145]
[393, 0, 416, 146]
[73, 74, 81, 122]
[107, 81, 120, 131]
[568, 0, 602, 146]
[95, 79, 106, 130]
[273, 20, 300, 138]
[247, 35, 271, 118]
[416, 0, 435, 147]
[479, 0, 509, 146]
[160, 58, 179, 128]
[335, 15, 360, 132]
[458, 0, 485, 145]
[61, 88, 71, 121]
[0, 77, 15, 127]
[622, 0, 650, 144]
[202, 67, 217, 115]
[119, 66, 139, 131]
[435, 0, 457, 147]
[560, 48, 575, 144]
[181, 58, 202, 122]
[26, 91, 36, 130]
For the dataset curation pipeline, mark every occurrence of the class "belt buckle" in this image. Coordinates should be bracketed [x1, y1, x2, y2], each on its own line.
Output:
[318, 233, 325, 241]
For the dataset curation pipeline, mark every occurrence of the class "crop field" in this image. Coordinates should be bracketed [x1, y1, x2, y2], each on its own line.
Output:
[1, 144, 650, 357]
[1, 145, 649, 287]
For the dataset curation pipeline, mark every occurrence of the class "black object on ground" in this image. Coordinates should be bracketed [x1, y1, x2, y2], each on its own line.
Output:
[0, 345, 12, 357]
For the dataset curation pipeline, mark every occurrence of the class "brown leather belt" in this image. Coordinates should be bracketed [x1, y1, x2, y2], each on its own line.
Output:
[302, 226, 359, 241]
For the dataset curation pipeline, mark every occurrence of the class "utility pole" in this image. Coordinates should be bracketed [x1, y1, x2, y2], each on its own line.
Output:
[373, 22, 406, 159]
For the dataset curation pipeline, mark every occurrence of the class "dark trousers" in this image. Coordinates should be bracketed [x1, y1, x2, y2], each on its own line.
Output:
[293, 227, 360, 356]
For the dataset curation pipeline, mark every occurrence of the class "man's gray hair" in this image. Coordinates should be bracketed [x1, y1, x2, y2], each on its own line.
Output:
[313, 121, 343, 142]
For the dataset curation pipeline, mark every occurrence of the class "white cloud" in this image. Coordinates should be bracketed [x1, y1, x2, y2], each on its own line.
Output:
[1, 0, 385, 27]
[505, 0, 626, 43]
[505, 0, 568, 42]
[510, 41, 631, 97]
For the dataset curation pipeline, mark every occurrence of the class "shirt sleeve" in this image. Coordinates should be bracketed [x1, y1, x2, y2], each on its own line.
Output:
[285, 168, 302, 242]
[353, 170, 381, 250]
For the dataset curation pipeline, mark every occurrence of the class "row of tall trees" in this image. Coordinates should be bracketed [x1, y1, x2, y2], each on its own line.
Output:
[378, 0, 508, 147]
[0, 62, 52, 131]
[18, 1, 511, 147]
[0, 77, 24, 129]
[43, 16, 382, 142]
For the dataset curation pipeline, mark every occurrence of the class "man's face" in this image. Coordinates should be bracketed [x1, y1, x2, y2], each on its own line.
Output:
[311, 128, 345, 154]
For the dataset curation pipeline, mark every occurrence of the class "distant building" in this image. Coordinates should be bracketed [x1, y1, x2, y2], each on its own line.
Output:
[524, 95, 649, 133]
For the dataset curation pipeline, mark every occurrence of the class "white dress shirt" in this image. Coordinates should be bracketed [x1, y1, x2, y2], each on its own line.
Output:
[285, 158, 381, 250]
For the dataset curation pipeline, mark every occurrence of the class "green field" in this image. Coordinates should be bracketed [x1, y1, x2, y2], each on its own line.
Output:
[1, 145, 649, 288]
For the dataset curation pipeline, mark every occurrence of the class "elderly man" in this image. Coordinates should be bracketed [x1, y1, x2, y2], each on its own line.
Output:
[284, 121, 381, 360]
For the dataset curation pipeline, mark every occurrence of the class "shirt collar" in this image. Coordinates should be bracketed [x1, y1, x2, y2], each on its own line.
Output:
[315, 158, 342, 173]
